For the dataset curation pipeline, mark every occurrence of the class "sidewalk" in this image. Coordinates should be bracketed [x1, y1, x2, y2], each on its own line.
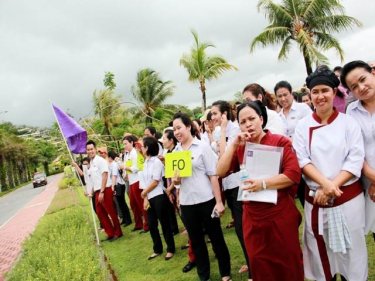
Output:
[0, 174, 62, 281]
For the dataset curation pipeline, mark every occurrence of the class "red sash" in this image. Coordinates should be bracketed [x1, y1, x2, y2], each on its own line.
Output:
[305, 180, 363, 207]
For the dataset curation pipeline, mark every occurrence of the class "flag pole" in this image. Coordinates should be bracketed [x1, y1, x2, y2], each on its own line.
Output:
[51, 103, 100, 245]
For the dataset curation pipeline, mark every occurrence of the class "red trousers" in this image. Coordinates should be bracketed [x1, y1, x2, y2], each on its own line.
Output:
[129, 181, 149, 230]
[95, 188, 122, 238]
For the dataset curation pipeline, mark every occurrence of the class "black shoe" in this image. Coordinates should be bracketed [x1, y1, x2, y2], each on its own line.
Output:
[122, 222, 132, 227]
[132, 227, 142, 232]
[109, 234, 123, 242]
[101, 236, 114, 242]
[182, 261, 196, 273]
[180, 244, 189, 250]
[139, 229, 149, 234]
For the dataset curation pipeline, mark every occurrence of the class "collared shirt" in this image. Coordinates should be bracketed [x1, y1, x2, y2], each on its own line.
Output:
[265, 107, 286, 135]
[105, 161, 115, 187]
[124, 148, 139, 185]
[108, 161, 125, 186]
[293, 111, 364, 189]
[279, 100, 312, 138]
[82, 165, 93, 194]
[174, 138, 217, 205]
[346, 100, 375, 166]
[87, 155, 109, 191]
[141, 156, 165, 200]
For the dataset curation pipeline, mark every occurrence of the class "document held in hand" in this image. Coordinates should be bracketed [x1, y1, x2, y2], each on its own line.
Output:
[237, 143, 283, 204]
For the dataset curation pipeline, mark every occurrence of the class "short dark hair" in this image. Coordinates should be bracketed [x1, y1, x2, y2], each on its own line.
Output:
[237, 100, 268, 129]
[143, 136, 159, 157]
[123, 135, 138, 145]
[274, 80, 292, 94]
[82, 157, 90, 164]
[212, 100, 234, 122]
[164, 129, 177, 146]
[341, 60, 372, 89]
[206, 111, 212, 121]
[243, 83, 277, 110]
[86, 140, 96, 147]
[333, 66, 342, 72]
[172, 112, 197, 137]
[145, 126, 156, 136]
[108, 150, 118, 160]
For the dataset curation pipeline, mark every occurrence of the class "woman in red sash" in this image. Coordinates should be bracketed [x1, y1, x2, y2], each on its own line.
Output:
[217, 100, 304, 281]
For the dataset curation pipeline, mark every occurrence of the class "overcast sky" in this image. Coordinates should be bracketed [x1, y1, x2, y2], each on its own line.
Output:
[1, 0, 374, 127]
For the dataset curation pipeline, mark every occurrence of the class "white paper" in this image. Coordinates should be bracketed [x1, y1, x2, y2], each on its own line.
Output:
[237, 143, 283, 204]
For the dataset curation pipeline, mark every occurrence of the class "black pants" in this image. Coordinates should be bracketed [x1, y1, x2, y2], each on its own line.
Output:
[115, 184, 132, 225]
[147, 194, 175, 254]
[224, 187, 251, 278]
[181, 198, 231, 281]
[297, 177, 305, 207]
[167, 193, 179, 234]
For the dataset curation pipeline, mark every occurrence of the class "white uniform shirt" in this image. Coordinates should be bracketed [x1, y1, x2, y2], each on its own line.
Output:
[142, 156, 165, 200]
[174, 138, 217, 205]
[279, 100, 312, 138]
[212, 121, 240, 154]
[347, 100, 375, 233]
[82, 165, 93, 194]
[87, 155, 109, 192]
[265, 107, 286, 135]
[124, 148, 139, 185]
[114, 161, 125, 185]
[293, 112, 364, 189]
[200, 131, 210, 145]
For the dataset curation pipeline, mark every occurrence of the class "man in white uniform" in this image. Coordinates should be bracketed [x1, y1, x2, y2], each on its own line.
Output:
[86, 140, 123, 241]
[342, 60, 375, 241]
[275, 80, 312, 139]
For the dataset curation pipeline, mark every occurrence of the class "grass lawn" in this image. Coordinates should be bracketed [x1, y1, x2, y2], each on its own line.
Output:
[6, 186, 109, 281]
[102, 200, 375, 281]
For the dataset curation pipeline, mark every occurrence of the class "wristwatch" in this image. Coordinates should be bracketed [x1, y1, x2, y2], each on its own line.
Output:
[262, 180, 267, 190]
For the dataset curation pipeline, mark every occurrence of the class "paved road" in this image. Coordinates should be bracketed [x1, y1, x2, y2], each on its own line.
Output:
[0, 174, 61, 227]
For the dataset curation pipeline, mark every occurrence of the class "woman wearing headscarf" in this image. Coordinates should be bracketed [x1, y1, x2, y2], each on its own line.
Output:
[217, 100, 304, 281]
[293, 66, 367, 281]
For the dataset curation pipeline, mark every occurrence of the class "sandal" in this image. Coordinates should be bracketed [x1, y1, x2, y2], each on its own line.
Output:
[226, 221, 235, 229]
[147, 253, 161, 260]
[239, 265, 248, 273]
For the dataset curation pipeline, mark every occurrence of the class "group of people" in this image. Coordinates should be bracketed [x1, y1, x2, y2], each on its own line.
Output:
[73, 59, 375, 281]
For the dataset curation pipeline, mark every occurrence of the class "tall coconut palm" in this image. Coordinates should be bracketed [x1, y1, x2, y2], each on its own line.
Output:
[180, 30, 238, 112]
[131, 68, 174, 125]
[92, 89, 122, 137]
[251, 0, 361, 74]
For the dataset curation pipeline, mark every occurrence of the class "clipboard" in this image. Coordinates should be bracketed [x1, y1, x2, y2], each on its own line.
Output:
[237, 142, 283, 204]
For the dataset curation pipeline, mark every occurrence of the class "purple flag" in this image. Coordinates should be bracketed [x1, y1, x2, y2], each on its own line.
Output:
[52, 104, 87, 154]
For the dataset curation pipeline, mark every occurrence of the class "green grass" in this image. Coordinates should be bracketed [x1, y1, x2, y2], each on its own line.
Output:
[102, 200, 375, 281]
[6, 186, 108, 281]
[101, 211, 248, 281]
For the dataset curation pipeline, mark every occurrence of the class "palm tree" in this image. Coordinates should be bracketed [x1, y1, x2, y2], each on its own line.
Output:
[92, 89, 122, 137]
[250, 0, 361, 74]
[131, 68, 174, 125]
[180, 30, 238, 112]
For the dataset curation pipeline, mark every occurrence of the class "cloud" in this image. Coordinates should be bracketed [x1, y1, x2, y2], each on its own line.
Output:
[0, 0, 374, 126]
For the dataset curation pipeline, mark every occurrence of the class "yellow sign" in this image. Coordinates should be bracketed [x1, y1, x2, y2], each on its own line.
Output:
[165, 151, 192, 178]
[126, 160, 132, 168]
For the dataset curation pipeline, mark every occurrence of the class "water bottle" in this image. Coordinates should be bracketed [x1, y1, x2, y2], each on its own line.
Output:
[239, 164, 250, 189]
